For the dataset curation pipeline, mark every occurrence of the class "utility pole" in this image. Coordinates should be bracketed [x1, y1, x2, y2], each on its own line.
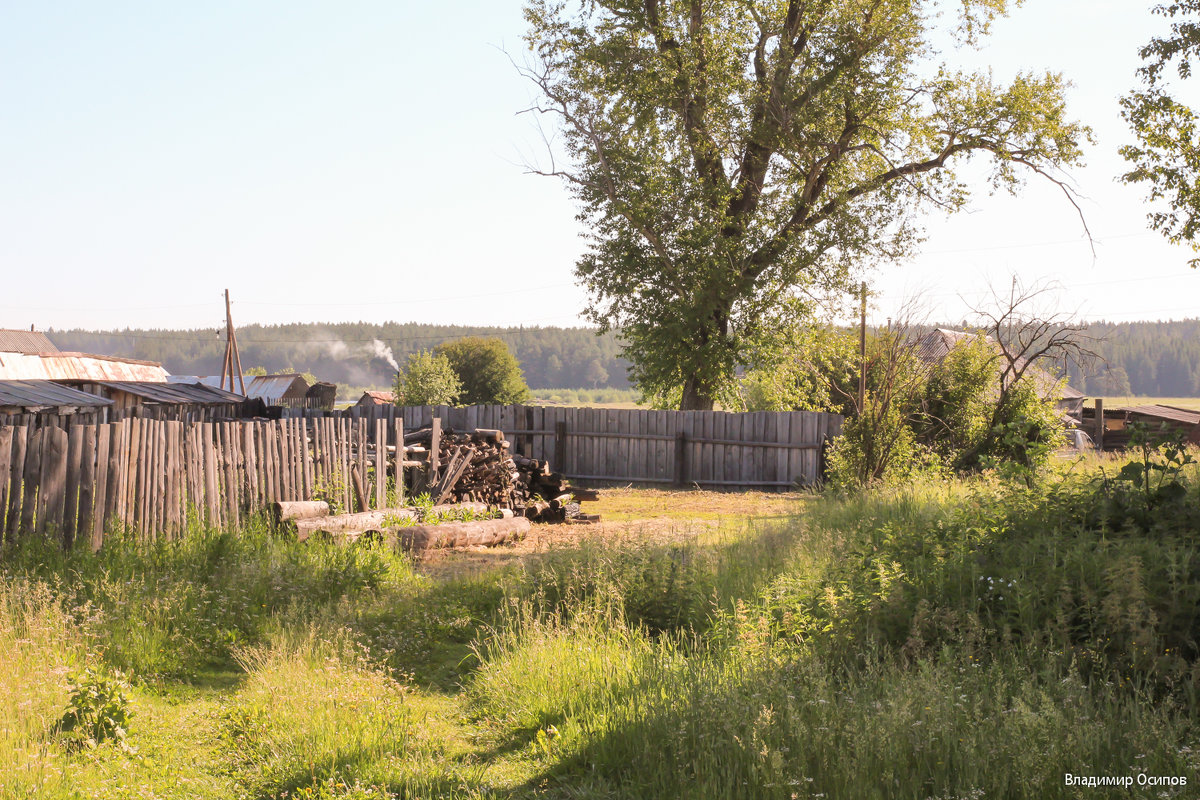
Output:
[220, 289, 246, 395]
[858, 281, 867, 412]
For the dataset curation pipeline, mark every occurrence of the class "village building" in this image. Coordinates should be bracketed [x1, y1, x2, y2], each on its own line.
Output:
[0, 379, 114, 424]
[915, 328, 1086, 420]
[170, 374, 322, 410]
[0, 328, 169, 382]
[356, 390, 395, 408]
[59, 380, 246, 422]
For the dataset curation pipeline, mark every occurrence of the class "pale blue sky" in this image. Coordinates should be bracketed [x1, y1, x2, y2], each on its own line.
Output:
[1, 1, 1196, 332]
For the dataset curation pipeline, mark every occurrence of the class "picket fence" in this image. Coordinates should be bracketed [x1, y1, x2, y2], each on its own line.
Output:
[0, 416, 402, 548]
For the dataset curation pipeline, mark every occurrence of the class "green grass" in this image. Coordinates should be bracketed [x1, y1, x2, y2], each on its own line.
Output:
[4, 451, 1199, 798]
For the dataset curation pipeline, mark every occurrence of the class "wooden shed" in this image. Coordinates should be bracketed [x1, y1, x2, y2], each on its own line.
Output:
[306, 382, 338, 411]
[357, 390, 395, 407]
[0, 380, 113, 426]
[60, 380, 246, 422]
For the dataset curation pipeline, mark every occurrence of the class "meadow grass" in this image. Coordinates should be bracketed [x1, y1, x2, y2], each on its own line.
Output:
[3, 450, 1199, 798]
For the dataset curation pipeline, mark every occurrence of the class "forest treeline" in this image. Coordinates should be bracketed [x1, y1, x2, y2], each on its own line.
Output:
[47, 323, 631, 391]
[46, 318, 1200, 397]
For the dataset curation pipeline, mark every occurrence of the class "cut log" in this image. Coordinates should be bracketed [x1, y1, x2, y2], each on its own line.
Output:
[294, 502, 491, 541]
[571, 489, 602, 502]
[272, 500, 330, 524]
[398, 516, 531, 550]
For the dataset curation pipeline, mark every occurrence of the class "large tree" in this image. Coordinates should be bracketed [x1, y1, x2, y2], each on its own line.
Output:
[522, 0, 1089, 409]
[1121, 1, 1200, 267]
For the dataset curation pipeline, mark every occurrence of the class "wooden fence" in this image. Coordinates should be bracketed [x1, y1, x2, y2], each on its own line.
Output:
[1, 405, 842, 547]
[332, 404, 843, 489]
[0, 416, 403, 548]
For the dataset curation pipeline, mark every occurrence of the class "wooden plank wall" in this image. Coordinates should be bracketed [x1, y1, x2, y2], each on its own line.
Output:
[0, 416, 403, 549]
[380, 404, 843, 489]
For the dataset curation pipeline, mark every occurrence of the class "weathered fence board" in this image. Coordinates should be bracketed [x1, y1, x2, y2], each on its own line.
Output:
[0, 403, 840, 549]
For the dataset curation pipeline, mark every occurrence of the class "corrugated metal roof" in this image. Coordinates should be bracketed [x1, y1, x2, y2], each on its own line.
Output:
[0, 351, 168, 381]
[1118, 404, 1200, 426]
[0, 329, 60, 354]
[79, 381, 245, 405]
[914, 328, 1084, 401]
[0, 380, 113, 409]
[916, 329, 976, 362]
[170, 374, 309, 404]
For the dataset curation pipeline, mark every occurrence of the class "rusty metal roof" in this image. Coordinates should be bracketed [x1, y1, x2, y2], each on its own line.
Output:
[1117, 404, 1200, 426]
[359, 390, 394, 405]
[170, 374, 309, 404]
[75, 381, 245, 405]
[0, 380, 113, 410]
[0, 351, 168, 381]
[0, 329, 60, 354]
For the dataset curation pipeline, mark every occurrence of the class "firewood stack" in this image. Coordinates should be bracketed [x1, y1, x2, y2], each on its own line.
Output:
[403, 426, 600, 524]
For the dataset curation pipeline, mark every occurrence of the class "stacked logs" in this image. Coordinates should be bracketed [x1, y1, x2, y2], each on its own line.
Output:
[405, 426, 599, 524]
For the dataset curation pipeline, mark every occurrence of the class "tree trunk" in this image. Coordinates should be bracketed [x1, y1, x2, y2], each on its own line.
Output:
[680, 375, 716, 410]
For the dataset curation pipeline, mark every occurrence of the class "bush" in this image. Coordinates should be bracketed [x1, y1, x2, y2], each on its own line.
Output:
[394, 349, 461, 406]
[436, 337, 530, 405]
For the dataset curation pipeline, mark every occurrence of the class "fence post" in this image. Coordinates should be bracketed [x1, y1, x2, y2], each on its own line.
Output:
[1094, 399, 1105, 451]
[674, 431, 688, 488]
[554, 420, 568, 472]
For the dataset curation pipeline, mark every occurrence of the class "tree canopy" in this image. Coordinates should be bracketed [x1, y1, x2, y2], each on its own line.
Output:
[394, 349, 462, 406]
[523, 0, 1090, 409]
[435, 337, 531, 405]
[1121, 0, 1200, 266]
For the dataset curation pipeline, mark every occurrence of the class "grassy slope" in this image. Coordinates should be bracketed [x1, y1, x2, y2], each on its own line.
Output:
[4, 455, 1200, 799]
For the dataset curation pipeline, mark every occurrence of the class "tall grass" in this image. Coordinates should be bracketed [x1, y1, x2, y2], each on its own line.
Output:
[2, 452, 1198, 798]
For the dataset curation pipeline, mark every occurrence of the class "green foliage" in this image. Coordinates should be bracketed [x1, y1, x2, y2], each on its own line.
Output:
[57, 667, 132, 751]
[529, 387, 642, 406]
[916, 336, 996, 461]
[737, 324, 858, 412]
[1100, 422, 1199, 530]
[435, 337, 530, 405]
[829, 332, 1065, 487]
[6, 465, 1200, 797]
[525, 0, 1088, 409]
[1121, 1, 1200, 266]
[393, 349, 461, 407]
[975, 378, 1064, 475]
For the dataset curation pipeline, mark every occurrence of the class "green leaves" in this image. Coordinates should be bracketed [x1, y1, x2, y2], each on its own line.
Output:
[1121, 1, 1200, 266]
[524, 0, 1088, 407]
[435, 337, 531, 406]
[394, 349, 462, 407]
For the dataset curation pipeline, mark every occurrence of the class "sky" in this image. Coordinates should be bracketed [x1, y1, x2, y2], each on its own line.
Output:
[1, 0, 1196, 334]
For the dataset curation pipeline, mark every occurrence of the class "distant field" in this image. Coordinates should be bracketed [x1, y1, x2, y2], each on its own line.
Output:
[1089, 396, 1200, 411]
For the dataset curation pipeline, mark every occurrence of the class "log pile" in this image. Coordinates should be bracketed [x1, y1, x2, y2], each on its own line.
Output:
[404, 426, 599, 524]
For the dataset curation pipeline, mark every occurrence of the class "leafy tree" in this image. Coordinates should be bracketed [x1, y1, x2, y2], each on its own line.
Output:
[522, 0, 1090, 409]
[1121, 1, 1200, 266]
[435, 337, 530, 405]
[584, 358, 609, 388]
[394, 349, 462, 407]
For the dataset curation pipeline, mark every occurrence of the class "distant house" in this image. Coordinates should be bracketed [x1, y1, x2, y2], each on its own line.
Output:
[357, 390, 394, 408]
[915, 328, 1086, 420]
[0, 328, 169, 382]
[170, 374, 316, 409]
